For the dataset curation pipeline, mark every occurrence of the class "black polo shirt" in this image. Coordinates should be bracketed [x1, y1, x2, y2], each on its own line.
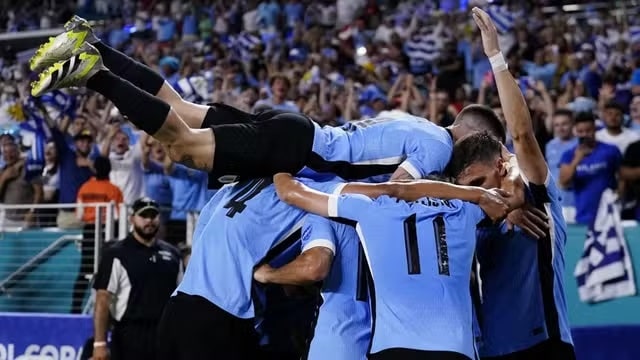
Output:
[93, 234, 182, 323]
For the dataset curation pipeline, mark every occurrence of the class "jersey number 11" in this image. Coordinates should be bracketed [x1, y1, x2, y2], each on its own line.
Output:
[403, 214, 449, 276]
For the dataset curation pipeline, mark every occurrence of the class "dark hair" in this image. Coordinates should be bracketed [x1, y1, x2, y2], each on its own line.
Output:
[553, 108, 574, 120]
[604, 100, 624, 113]
[574, 111, 595, 124]
[446, 132, 502, 180]
[453, 104, 506, 143]
[269, 73, 291, 89]
[94, 156, 111, 180]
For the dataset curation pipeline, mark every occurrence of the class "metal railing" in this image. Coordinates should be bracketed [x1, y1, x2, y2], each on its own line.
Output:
[0, 202, 120, 313]
[0, 202, 197, 314]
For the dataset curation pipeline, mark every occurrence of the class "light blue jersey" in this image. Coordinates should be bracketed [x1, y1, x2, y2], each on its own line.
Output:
[329, 193, 486, 358]
[303, 215, 371, 360]
[304, 111, 453, 181]
[175, 178, 340, 319]
[475, 172, 573, 357]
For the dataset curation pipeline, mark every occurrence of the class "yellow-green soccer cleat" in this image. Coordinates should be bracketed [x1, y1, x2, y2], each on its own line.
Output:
[29, 15, 98, 72]
[31, 43, 104, 97]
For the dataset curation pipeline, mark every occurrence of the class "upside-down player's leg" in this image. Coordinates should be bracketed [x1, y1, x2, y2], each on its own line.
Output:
[30, 44, 214, 172]
[30, 44, 317, 182]
[30, 16, 212, 128]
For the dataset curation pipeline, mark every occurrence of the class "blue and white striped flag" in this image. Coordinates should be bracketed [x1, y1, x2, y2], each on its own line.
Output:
[574, 189, 636, 303]
[487, 5, 515, 34]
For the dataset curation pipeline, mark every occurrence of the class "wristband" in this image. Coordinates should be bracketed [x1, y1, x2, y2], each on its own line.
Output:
[93, 341, 107, 348]
[489, 52, 508, 73]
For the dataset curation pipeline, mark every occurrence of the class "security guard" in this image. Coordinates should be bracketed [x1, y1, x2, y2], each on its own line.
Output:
[92, 197, 183, 360]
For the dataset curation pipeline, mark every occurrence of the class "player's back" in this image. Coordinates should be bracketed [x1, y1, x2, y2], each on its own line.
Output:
[303, 216, 371, 360]
[475, 174, 573, 356]
[333, 193, 486, 358]
[306, 111, 453, 181]
[175, 178, 339, 319]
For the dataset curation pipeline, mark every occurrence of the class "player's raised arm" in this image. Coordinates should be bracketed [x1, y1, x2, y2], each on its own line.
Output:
[341, 180, 511, 221]
[274, 173, 336, 217]
[274, 173, 510, 222]
[472, 7, 548, 185]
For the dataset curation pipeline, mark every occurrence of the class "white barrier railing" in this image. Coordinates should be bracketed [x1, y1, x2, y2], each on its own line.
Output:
[0, 202, 119, 314]
[0, 202, 198, 313]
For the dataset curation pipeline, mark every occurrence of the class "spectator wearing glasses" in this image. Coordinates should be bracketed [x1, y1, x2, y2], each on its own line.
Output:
[92, 197, 183, 360]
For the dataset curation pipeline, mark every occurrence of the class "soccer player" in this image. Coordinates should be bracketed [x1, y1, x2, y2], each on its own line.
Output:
[253, 215, 371, 360]
[446, 8, 575, 359]
[28, 16, 505, 187]
[154, 178, 339, 360]
[155, 171, 511, 359]
[271, 172, 520, 360]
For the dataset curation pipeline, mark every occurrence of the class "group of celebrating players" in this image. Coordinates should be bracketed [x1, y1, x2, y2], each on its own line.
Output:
[29, 7, 576, 360]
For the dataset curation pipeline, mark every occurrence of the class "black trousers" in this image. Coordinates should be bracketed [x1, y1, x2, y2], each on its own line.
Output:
[111, 322, 158, 360]
[481, 338, 575, 360]
[370, 348, 471, 360]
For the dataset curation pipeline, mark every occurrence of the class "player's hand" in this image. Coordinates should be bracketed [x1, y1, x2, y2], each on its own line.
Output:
[471, 7, 501, 57]
[273, 173, 295, 199]
[506, 205, 549, 239]
[92, 345, 109, 360]
[253, 263, 273, 284]
[479, 188, 511, 222]
[273, 173, 293, 184]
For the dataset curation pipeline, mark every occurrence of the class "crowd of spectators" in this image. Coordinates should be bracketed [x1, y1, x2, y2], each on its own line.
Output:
[0, 0, 640, 245]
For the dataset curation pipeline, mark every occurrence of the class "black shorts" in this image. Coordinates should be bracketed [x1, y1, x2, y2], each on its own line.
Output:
[202, 103, 315, 189]
[111, 322, 157, 360]
[370, 348, 471, 360]
[156, 292, 260, 360]
[481, 338, 575, 360]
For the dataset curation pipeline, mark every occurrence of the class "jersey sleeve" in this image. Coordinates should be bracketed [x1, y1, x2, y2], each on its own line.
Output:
[301, 214, 338, 255]
[92, 249, 121, 294]
[327, 193, 373, 222]
[399, 139, 452, 179]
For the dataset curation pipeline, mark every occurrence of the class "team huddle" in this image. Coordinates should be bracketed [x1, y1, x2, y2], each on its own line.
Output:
[30, 7, 575, 360]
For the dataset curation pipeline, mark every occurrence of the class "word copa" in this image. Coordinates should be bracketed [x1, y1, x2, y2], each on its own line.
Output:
[0, 344, 83, 360]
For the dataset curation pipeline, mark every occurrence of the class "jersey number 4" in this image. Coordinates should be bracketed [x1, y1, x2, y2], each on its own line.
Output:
[403, 214, 449, 276]
[224, 179, 273, 218]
